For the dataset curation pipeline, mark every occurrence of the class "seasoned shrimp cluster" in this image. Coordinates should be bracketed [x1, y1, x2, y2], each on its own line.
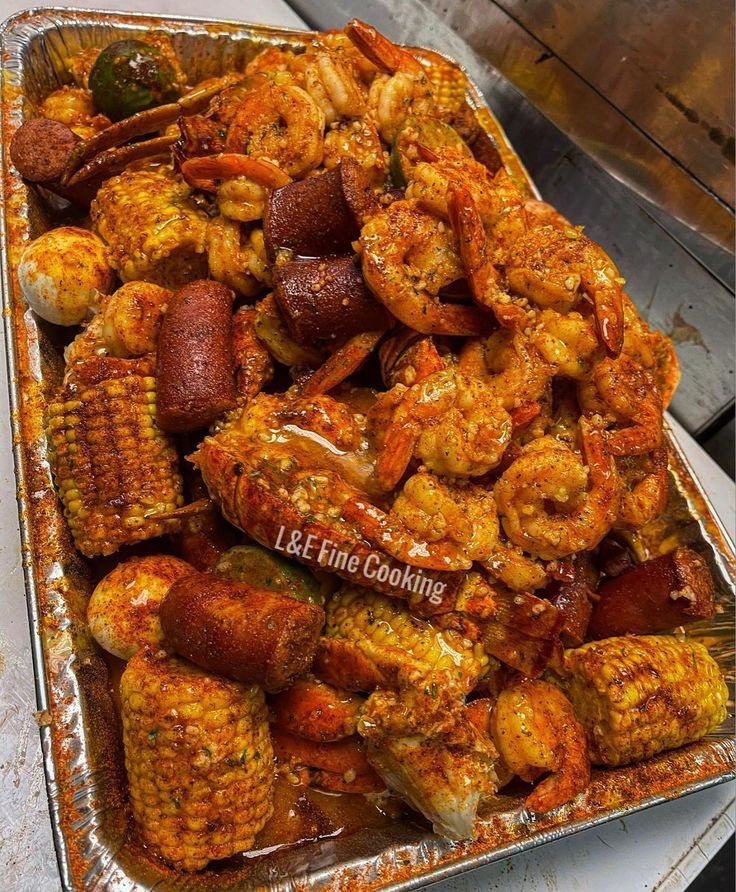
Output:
[15, 17, 721, 878]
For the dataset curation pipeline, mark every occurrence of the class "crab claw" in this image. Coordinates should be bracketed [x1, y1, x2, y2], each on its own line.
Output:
[61, 73, 245, 184]
[66, 134, 177, 186]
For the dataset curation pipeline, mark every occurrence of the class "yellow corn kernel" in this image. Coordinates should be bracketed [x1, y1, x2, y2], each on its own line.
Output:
[550, 635, 729, 767]
[46, 358, 183, 557]
[91, 166, 208, 287]
[426, 59, 467, 112]
[324, 586, 488, 692]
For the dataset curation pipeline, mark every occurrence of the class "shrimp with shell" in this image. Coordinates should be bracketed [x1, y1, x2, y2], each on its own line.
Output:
[578, 354, 663, 456]
[360, 199, 490, 336]
[225, 82, 325, 177]
[494, 420, 620, 560]
[303, 49, 367, 124]
[345, 18, 435, 142]
[370, 367, 513, 491]
[347, 471, 500, 572]
[490, 679, 590, 813]
[182, 154, 291, 223]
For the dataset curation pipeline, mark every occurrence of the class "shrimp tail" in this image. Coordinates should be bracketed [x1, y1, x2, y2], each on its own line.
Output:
[584, 271, 624, 357]
[345, 19, 423, 75]
[448, 183, 526, 329]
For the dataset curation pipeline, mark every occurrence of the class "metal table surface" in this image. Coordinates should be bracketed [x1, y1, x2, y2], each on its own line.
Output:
[0, 1, 734, 890]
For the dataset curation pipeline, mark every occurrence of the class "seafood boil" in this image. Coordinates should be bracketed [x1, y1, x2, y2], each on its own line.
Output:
[7, 16, 730, 876]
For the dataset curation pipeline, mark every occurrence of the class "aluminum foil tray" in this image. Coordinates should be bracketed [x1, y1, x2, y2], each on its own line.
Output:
[1, 8, 734, 891]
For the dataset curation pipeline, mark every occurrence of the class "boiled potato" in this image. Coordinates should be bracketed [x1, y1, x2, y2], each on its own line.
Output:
[88, 554, 193, 659]
[18, 227, 115, 325]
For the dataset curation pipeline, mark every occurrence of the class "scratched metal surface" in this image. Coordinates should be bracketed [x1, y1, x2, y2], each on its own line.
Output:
[0, 8, 734, 892]
[290, 0, 736, 439]
[419, 0, 735, 255]
[490, 0, 734, 209]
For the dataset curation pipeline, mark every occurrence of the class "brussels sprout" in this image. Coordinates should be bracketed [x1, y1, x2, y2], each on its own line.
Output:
[215, 545, 324, 605]
[89, 39, 181, 121]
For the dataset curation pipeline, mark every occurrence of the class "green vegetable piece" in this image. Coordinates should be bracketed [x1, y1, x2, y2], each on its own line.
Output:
[215, 545, 324, 605]
[390, 114, 472, 187]
[89, 39, 181, 122]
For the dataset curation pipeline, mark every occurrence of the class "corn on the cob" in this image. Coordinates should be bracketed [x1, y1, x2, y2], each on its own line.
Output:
[121, 650, 274, 871]
[424, 58, 466, 112]
[324, 586, 489, 693]
[46, 356, 183, 557]
[550, 635, 729, 767]
[91, 167, 208, 287]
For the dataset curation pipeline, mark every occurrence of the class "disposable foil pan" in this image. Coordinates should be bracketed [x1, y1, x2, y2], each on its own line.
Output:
[1, 8, 734, 891]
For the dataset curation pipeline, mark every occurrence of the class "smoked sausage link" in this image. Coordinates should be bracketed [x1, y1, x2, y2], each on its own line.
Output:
[589, 546, 716, 638]
[160, 572, 325, 692]
[10, 118, 79, 184]
[156, 280, 237, 432]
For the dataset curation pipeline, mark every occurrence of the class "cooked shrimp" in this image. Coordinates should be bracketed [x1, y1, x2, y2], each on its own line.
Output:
[407, 150, 498, 223]
[494, 420, 620, 560]
[615, 444, 669, 529]
[531, 308, 600, 379]
[345, 19, 434, 142]
[303, 51, 367, 124]
[318, 29, 379, 84]
[578, 355, 663, 456]
[481, 541, 549, 592]
[372, 367, 513, 489]
[225, 83, 325, 177]
[490, 679, 590, 813]
[448, 182, 529, 328]
[389, 472, 500, 563]
[507, 224, 625, 355]
[101, 281, 170, 357]
[620, 294, 680, 408]
[182, 154, 291, 222]
[323, 118, 387, 184]
[206, 216, 271, 297]
[379, 328, 445, 388]
[342, 495, 478, 571]
[39, 85, 110, 139]
[360, 200, 489, 336]
[232, 306, 274, 403]
[408, 154, 622, 354]
[460, 329, 554, 410]
[302, 330, 387, 397]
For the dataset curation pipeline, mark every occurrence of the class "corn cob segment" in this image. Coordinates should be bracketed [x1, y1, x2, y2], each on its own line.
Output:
[121, 651, 274, 871]
[322, 586, 489, 693]
[550, 635, 729, 767]
[423, 56, 467, 113]
[46, 356, 183, 557]
[91, 166, 208, 287]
